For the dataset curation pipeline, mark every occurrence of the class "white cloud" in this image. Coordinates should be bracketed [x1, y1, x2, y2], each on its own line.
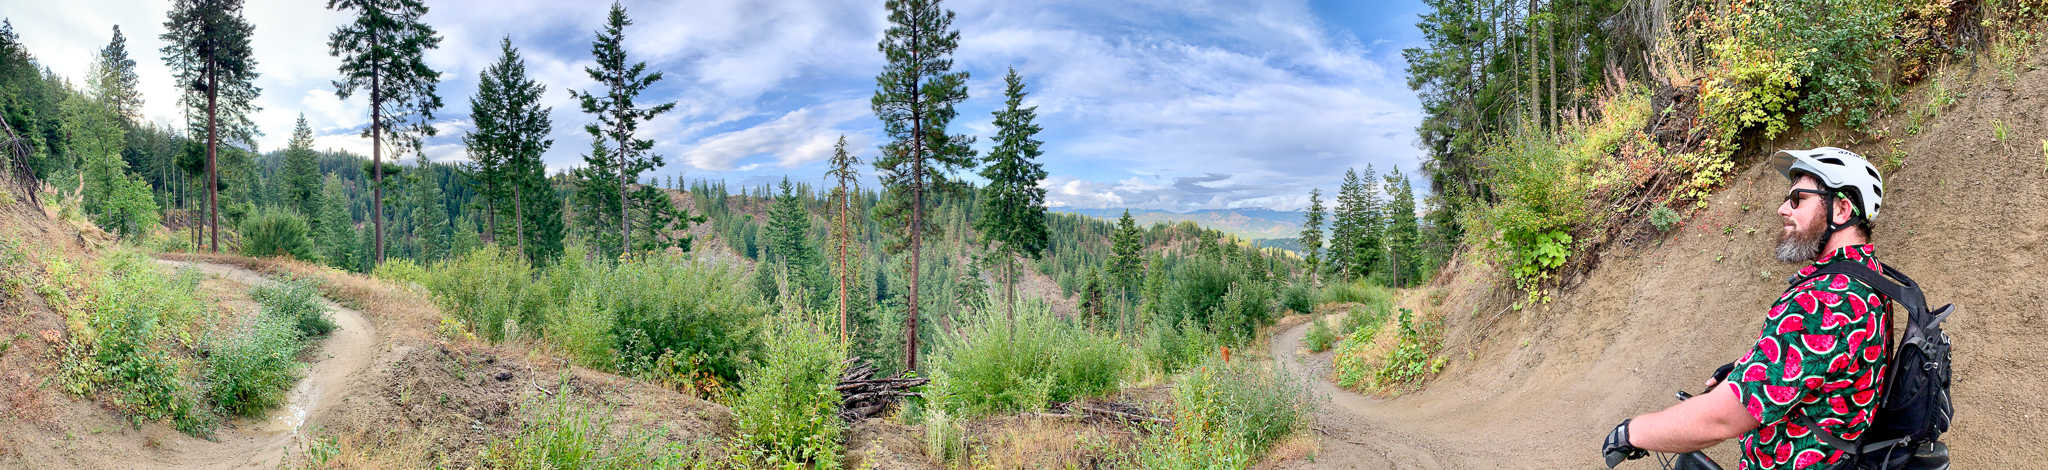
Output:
[675, 99, 872, 171]
[10, 0, 1427, 211]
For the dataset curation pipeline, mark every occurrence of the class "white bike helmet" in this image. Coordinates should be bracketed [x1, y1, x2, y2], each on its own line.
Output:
[1770, 147, 1884, 222]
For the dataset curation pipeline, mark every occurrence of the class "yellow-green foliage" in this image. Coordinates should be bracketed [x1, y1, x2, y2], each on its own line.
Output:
[730, 323, 846, 469]
[481, 385, 710, 470]
[1333, 308, 1444, 394]
[931, 302, 1131, 417]
[1135, 359, 1313, 469]
[1701, 34, 1803, 145]
[62, 248, 214, 435]
[409, 245, 766, 395]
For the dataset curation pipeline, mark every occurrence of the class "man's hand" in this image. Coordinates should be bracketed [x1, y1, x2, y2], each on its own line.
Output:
[1704, 362, 1735, 391]
[1602, 419, 1647, 468]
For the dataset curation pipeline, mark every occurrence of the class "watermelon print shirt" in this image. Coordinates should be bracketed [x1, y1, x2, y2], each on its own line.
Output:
[1726, 244, 1890, 470]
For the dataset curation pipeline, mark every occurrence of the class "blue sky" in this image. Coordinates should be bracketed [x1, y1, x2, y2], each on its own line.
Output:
[9, 0, 1429, 212]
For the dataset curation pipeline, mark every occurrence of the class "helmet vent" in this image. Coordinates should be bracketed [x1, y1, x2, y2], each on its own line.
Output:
[1867, 167, 1880, 179]
[1817, 157, 1845, 166]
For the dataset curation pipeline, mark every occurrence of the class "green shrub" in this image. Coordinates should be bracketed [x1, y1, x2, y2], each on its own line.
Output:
[1140, 319, 1223, 376]
[252, 279, 334, 338]
[203, 314, 304, 417]
[422, 246, 535, 342]
[1212, 280, 1276, 344]
[1648, 205, 1681, 232]
[65, 250, 212, 435]
[932, 304, 1130, 417]
[239, 208, 318, 262]
[483, 385, 706, 469]
[1303, 316, 1336, 353]
[1335, 308, 1447, 394]
[599, 255, 765, 389]
[1135, 359, 1313, 468]
[1332, 320, 1380, 390]
[369, 258, 431, 290]
[731, 323, 846, 469]
[1279, 283, 1314, 314]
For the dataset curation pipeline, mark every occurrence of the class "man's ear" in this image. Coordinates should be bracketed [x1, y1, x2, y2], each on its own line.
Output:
[1833, 196, 1857, 225]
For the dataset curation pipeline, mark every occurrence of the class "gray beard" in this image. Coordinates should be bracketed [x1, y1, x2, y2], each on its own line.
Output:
[1774, 224, 1824, 263]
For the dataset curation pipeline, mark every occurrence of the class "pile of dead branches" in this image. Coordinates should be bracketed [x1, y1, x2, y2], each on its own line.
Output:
[1038, 400, 1172, 427]
[837, 357, 925, 421]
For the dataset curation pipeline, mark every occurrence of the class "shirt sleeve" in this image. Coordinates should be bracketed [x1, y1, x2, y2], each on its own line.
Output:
[1727, 285, 1840, 426]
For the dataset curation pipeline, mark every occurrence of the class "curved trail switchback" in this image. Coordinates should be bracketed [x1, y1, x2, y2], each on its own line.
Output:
[149, 259, 379, 469]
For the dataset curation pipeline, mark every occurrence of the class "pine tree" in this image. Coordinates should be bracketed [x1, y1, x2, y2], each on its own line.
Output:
[90, 25, 142, 122]
[570, 139, 621, 255]
[1080, 267, 1107, 328]
[1299, 188, 1325, 285]
[1383, 168, 1421, 286]
[826, 136, 862, 347]
[327, 0, 445, 267]
[315, 175, 358, 269]
[1329, 169, 1360, 279]
[571, 1, 676, 256]
[162, 0, 261, 252]
[872, 0, 977, 371]
[973, 68, 1049, 327]
[466, 36, 552, 258]
[282, 114, 320, 220]
[409, 154, 448, 261]
[1108, 210, 1143, 292]
[1354, 164, 1385, 280]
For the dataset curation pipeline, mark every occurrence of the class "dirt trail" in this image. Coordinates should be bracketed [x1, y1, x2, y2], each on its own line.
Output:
[1266, 316, 1498, 469]
[1266, 50, 2048, 469]
[145, 259, 380, 469]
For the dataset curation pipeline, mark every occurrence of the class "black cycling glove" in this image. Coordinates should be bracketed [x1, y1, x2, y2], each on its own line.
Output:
[1602, 419, 1647, 468]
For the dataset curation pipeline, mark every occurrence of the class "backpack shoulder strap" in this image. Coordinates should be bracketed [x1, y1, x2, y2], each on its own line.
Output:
[1798, 261, 1926, 316]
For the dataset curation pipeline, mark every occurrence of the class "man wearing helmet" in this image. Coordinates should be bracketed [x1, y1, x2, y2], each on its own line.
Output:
[1601, 147, 1894, 469]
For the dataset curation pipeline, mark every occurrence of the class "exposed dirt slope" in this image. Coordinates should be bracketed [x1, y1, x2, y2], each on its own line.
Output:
[1273, 53, 2048, 468]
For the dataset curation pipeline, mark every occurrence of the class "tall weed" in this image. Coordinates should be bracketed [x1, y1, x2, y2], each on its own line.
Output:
[730, 323, 846, 469]
[1135, 359, 1313, 469]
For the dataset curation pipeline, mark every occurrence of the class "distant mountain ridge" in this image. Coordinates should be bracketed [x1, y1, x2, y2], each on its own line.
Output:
[1053, 207, 1305, 241]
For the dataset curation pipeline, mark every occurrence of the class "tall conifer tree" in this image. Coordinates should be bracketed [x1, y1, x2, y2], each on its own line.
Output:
[571, 1, 675, 257]
[162, 0, 261, 252]
[872, 0, 976, 371]
[974, 67, 1048, 327]
[327, 0, 445, 266]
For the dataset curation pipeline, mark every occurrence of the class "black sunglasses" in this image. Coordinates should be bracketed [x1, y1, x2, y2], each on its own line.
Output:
[1783, 189, 1829, 209]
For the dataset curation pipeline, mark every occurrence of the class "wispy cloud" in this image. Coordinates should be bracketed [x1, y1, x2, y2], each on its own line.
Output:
[8, 0, 1427, 211]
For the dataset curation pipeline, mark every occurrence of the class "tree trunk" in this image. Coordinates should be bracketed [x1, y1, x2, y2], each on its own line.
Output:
[372, 77, 384, 266]
[205, 70, 219, 253]
[1005, 254, 1016, 331]
[903, 26, 925, 373]
[512, 181, 526, 260]
[837, 190, 849, 348]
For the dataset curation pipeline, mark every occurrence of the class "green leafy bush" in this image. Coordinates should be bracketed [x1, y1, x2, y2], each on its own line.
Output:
[482, 385, 706, 469]
[1332, 321, 1381, 390]
[1340, 303, 1390, 338]
[1140, 319, 1223, 376]
[932, 304, 1130, 417]
[421, 246, 536, 342]
[368, 258, 431, 290]
[598, 255, 765, 389]
[251, 279, 334, 338]
[240, 208, 318, 262]
[64, 250, 212, 434]
[1303, 316, 1336, 353]
[731, 323, 846, 469]
[1279, 283, 1314, 314]
[203, 314, 304, 417]
[1648, 205, 1681, 232]
[1335, 308, 1446, 394]
[1135, 359, 1313, 469]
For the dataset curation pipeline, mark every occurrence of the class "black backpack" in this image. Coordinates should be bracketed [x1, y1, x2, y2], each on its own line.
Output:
[1789, 261, 1955, 470]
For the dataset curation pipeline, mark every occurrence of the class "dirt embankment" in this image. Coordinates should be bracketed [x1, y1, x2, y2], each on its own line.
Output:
[1271, 52, 2048, 468]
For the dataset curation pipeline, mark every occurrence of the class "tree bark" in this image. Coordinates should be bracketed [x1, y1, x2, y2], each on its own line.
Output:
[371, 34, 385, 267]
[205, 68, 218, 253]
